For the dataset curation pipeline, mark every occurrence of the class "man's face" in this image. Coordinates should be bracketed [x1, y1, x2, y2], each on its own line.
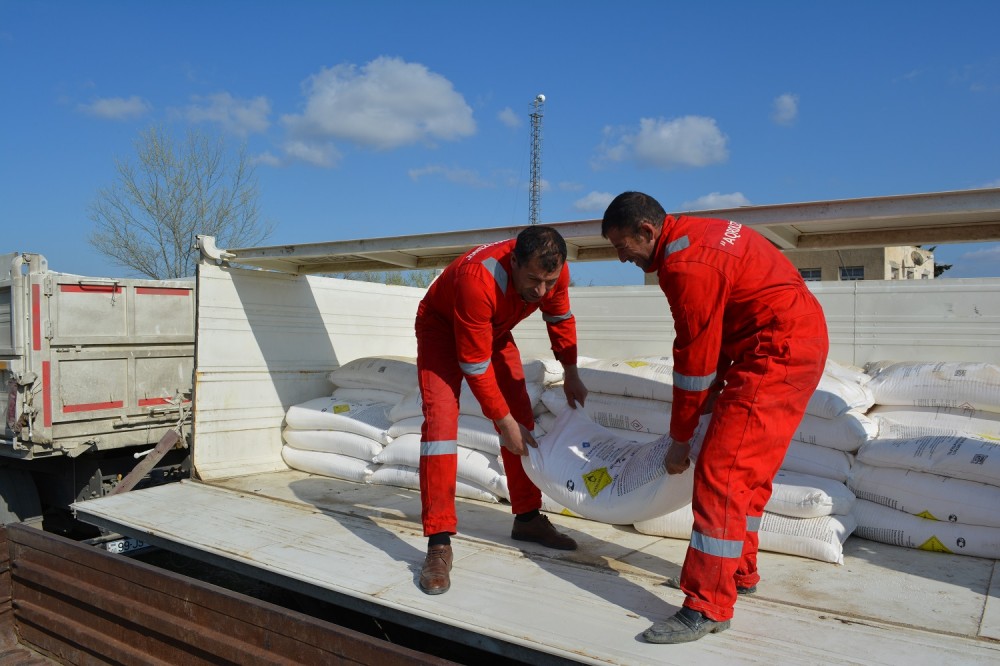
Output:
[511, 254, 562, 303]
[605, 222, 657, 271]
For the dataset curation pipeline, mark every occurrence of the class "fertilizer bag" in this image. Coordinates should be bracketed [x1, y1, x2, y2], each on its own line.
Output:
[524, 408, 693, 524]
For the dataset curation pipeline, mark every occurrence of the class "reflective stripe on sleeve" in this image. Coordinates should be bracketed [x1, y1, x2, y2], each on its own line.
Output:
[673, 369, 717, 392]
[460, 359, 491, 376]
[543, 310, 572, 323]
[666, 236, 690, 256]
[746, 515, 761, 533]
[482, 258, 509, 294]
[421, 440, 459, 457]
[690, 530, 743, 559]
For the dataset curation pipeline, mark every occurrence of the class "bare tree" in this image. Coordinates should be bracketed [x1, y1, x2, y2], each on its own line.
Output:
[89, 126, 275, 278]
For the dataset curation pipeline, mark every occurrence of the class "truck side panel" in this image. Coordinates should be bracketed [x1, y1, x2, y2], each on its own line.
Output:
[193, 263, 422, 480]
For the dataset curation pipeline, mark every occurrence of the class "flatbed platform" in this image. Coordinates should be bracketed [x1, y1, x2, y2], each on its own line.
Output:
[74, 472, 1000, 665]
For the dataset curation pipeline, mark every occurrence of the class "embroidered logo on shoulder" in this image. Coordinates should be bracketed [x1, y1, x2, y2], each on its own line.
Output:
[720, 221, 743, 248]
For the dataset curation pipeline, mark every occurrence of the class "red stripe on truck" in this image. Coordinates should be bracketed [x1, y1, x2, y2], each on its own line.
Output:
[136, 287, 190, 296]
[59, 284, 122, 294]
[138, 397, 192, 407]
[62, 400, 125, 413]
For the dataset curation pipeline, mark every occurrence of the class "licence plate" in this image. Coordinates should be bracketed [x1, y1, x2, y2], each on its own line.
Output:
[104, 536, 151, 554]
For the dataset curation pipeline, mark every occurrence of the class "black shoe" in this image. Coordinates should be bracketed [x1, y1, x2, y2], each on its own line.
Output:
[511, 514, 577, 551]
[643, 607, 730, 644]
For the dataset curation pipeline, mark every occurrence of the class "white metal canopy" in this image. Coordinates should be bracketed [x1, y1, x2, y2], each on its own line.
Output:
[208, 188, 1000, 275]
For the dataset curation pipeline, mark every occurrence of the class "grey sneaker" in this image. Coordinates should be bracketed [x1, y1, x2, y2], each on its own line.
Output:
[643, 607, 730, 644]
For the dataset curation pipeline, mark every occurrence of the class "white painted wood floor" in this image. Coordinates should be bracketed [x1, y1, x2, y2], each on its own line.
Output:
[75, 472, 1000, 665]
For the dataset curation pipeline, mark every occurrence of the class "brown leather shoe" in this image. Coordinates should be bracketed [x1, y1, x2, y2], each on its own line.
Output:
[419, 544, 453, 595]
[511, 514, 577, 551]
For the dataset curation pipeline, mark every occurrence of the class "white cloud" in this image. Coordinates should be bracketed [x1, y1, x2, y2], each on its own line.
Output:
[184, 92, 271, 136]
[959, 244, 1000, 261]
[771, 93, 799, 126]
[408, 164, 493, 188]
[498, 107, 521, 128]
[78, 95, 151, 120]
[558, 181, 584, 192]
[574, 191, 615, 212]
[681, 192, 751, 210]
[982, 178, 1000, 188]
[281, 56, 475, 166]
[283, 139, 341, 168]
[252, 151, 283, 167]
[594, 116, 729, 170]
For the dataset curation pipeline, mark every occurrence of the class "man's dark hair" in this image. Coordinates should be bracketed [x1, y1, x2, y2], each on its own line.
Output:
[601, 191, 666, 238]
[514, 225, 567, 273]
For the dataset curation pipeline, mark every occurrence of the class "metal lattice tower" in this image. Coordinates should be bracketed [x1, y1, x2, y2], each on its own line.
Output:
[529, 94, 545, 225]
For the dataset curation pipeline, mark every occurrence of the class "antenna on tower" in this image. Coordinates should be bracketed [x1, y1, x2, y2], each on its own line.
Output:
[529, 94, 545, 225]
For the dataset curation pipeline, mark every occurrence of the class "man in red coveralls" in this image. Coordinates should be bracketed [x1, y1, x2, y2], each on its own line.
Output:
[416, 225, 588, 595]
[602, 192, 828, 643]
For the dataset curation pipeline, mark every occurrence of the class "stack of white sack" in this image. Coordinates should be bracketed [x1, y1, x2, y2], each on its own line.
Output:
[634, 470, 858, 564]
[850, 361, 1000, 559]
[377, 357, 561, 503]
[781, 360, 876, 483]
[280, 356, 413, 483]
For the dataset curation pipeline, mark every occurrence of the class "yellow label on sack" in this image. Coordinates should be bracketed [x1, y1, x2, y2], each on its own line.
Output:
[583, 467, 614, 498]
[625, 361, 649, 368]
[916, 510, 939, 521]
[333, 403, 351, 414]
[918, 535, 952, 553]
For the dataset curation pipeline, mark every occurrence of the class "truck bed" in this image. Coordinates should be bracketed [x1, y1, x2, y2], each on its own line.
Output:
[74, 473, 1000, 665]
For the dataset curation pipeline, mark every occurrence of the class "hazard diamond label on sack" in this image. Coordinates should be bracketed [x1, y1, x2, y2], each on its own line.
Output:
[583, 467, 614, 498]
[918, 536, 953, 553]
[916, 510, 939, 521]
[333, 403, 351, 414]
[625, 361, 649, 368]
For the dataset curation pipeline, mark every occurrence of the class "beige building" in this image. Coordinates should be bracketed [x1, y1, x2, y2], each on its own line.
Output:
[783, 246, 935, 281]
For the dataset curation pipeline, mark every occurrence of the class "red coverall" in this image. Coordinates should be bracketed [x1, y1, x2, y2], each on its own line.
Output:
[416, 238, 578, 536]
[650, 215, 828, 622]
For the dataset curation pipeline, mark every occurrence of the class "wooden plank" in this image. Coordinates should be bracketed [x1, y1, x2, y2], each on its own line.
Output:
[6, 523, 455, 666]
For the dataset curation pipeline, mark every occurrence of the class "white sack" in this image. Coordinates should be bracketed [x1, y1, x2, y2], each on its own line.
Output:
[791, 411, 877, 453]
[865, 361, 1000, 414]
[848, 461, 1000, 528]
[389, 381, 544, 422]
[369, 464, 500, 503]
[373, 434, 505, 491]
[767, 470, 856, 518]
[781, 441, 854, 483]
[535, 410, 663, 445]
[281, 428, 383, 460]
[524, 408, 693, 525]
[388, 414, 502, 455]
[332, 387, 405, 406]
[541, 387, 670, 435]
[576, 357, 674, 402]
[856, 435, 1000, 485]
[328, 356, 418, 392]
[280, 447, 373, 484]
[285, 397, 394, 445]
[853, 499, 1000, 559]
[869, 405, 1000, 441]
[633, 504, 856, 564]
[806, 372, 875, 419]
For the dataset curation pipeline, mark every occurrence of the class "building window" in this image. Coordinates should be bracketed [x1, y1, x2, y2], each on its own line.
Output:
[890, 267, 899, 280]
[906, 269, 915, 279]
[839, 266, 865, 281]
[799, 268, 822, 282]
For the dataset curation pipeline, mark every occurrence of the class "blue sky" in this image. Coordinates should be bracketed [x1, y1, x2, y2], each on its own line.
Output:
[2, 0, 999, 286]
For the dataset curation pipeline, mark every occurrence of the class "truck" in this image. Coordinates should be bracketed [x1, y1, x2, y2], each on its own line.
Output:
[3, 188, 1000, 664]
[0, 252, 194, 537]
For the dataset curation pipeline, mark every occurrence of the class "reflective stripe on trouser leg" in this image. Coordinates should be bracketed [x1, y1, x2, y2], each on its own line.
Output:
[417, 322, 464, 536]
[490, 334, 541, 514]
[736, 491, 768, 590]
[680, 348, 824, 620]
